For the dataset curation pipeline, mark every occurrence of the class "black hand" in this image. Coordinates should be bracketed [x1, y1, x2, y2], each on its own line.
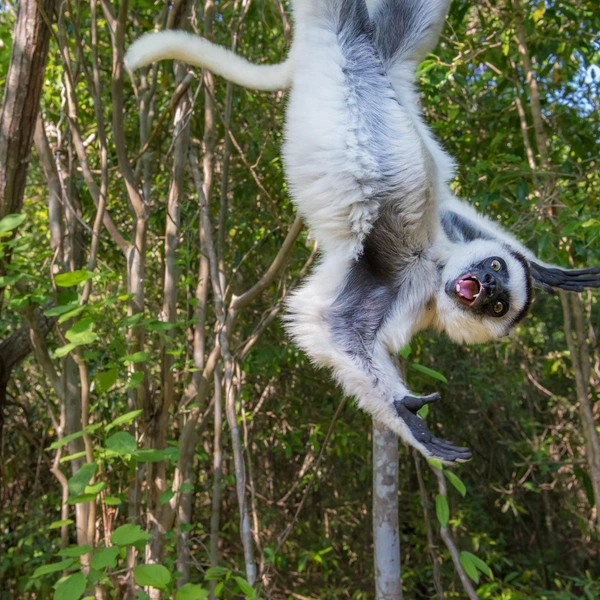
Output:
[530, 262, 600, 293]
[394, 395, 472, 463]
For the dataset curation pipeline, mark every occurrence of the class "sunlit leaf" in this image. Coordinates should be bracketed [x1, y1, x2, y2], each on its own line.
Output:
[111, 524, 151, 546]
[54, 270, 93, 287]
[133, 564, 171, 589]
[0, 213, 26, 233]
[176, 583, 209, 600]
[444, 470, 466, 497]
[105, 409, 143, 431]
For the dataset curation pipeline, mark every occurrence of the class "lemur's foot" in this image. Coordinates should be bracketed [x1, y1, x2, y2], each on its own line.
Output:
[394, 394, 472, 463]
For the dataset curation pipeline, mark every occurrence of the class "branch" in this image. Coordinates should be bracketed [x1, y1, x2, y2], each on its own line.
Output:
[231, 217, 303, 311]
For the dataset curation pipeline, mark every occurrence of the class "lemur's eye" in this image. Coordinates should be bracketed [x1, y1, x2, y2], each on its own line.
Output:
[494, 301, 504, 314]
[491, 259, 502, 272]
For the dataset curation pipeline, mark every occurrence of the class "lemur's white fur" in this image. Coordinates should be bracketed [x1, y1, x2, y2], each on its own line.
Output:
[126, 0, 598, 462]
[125, 30, 293, 91]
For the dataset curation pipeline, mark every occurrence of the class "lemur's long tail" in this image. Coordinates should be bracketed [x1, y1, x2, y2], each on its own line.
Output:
[125, 30, 292, 91]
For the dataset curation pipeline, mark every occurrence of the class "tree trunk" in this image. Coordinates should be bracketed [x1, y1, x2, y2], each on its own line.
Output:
[372, 421, 402, 600]
[0, 0, 54, 219]
[0, 0, 54, 305]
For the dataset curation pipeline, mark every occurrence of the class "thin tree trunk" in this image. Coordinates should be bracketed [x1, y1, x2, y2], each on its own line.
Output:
[372, 422, 402, 600]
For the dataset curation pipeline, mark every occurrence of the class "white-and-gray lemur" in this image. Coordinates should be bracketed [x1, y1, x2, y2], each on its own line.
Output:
[126, 0, 600, 462]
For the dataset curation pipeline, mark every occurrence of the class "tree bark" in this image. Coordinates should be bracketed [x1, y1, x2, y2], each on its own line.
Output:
[372, 422, 402, 600]
[0, 0, 54, 219]
[0, 0, 55, 304]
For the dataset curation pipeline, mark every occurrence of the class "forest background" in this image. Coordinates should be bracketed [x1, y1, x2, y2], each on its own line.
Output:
[1, 0, 599, 598]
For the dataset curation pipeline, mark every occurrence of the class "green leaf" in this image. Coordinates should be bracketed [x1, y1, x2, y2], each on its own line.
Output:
[67, 463, 98, 497]
[65, 319, 97, 345]
[417, 404, 429, 419]
[461, 551, 492, 577]
[60, 451, 88, 464]
[94, 369, 119, 394]
[176, 583, 209, 600]
[444, 470, 466, 497]
[234, 576, 256, 599]
[135, 447, 179, 463]
[55, 270, 93, 287]
[53, 571, 87, 600]
[459, 551, 480, 584]
[56, 545, 93, 558]
[103, 496, 123, 506]
[125, 372, 144, 390]
[0, 213, 26, 233]
[133, 564, 171, 589]
[0, 273, 23, 286]
[32, 559, 75, 578]
[205, 567, 229, 580]
[53, 343, 78, 358]
[111, 524, 151, 546]
[84, 481, 105, 495]
[399, 344, 411, 358]
[410, 363, 448, 383]
[121, 351, 148, 364]
[427, 457, 443, 471]
[49, 519, 74, 529]
[44, 301, 80, 317]
[435, 494, 449, 527]
[67, 493, 98, 505]
[160, 489, 175, 505]
[91, 546, 120, 570]
[105, 431, 137, 456]
[58, 306, 86, 324]
[105, 409, 143, 432]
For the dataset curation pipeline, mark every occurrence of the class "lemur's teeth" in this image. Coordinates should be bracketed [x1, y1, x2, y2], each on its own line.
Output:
[455, 283, 460, 293]
[473, 293, 479, 299]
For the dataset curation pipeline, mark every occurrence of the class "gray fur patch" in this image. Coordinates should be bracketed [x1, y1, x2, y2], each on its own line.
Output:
[441, 210, 494, 243]
[329, 258, 397, 368]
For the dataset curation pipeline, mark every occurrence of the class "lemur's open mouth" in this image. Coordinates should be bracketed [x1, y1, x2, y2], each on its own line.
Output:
[454, 274, 484, 307]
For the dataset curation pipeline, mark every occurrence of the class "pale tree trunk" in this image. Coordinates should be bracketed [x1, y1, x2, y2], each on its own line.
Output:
[372, 422, 402, 600]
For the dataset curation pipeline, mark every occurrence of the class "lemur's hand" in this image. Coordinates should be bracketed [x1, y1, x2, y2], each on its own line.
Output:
[394, 394, 472, 463]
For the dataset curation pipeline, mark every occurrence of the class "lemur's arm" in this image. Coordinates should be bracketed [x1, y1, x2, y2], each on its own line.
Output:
[440, 200, 600, 293]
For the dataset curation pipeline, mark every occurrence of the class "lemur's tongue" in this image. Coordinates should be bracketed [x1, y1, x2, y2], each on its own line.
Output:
[457, 278, 480, 301]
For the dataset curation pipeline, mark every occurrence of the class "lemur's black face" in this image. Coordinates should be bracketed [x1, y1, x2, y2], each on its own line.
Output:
[450, 256, 512, 319]
[436, 241, 533, 345]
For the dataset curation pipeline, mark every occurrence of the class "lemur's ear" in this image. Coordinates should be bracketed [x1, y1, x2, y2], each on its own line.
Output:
[371, 0, 451, 65]
[529, 261, 600, 294]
